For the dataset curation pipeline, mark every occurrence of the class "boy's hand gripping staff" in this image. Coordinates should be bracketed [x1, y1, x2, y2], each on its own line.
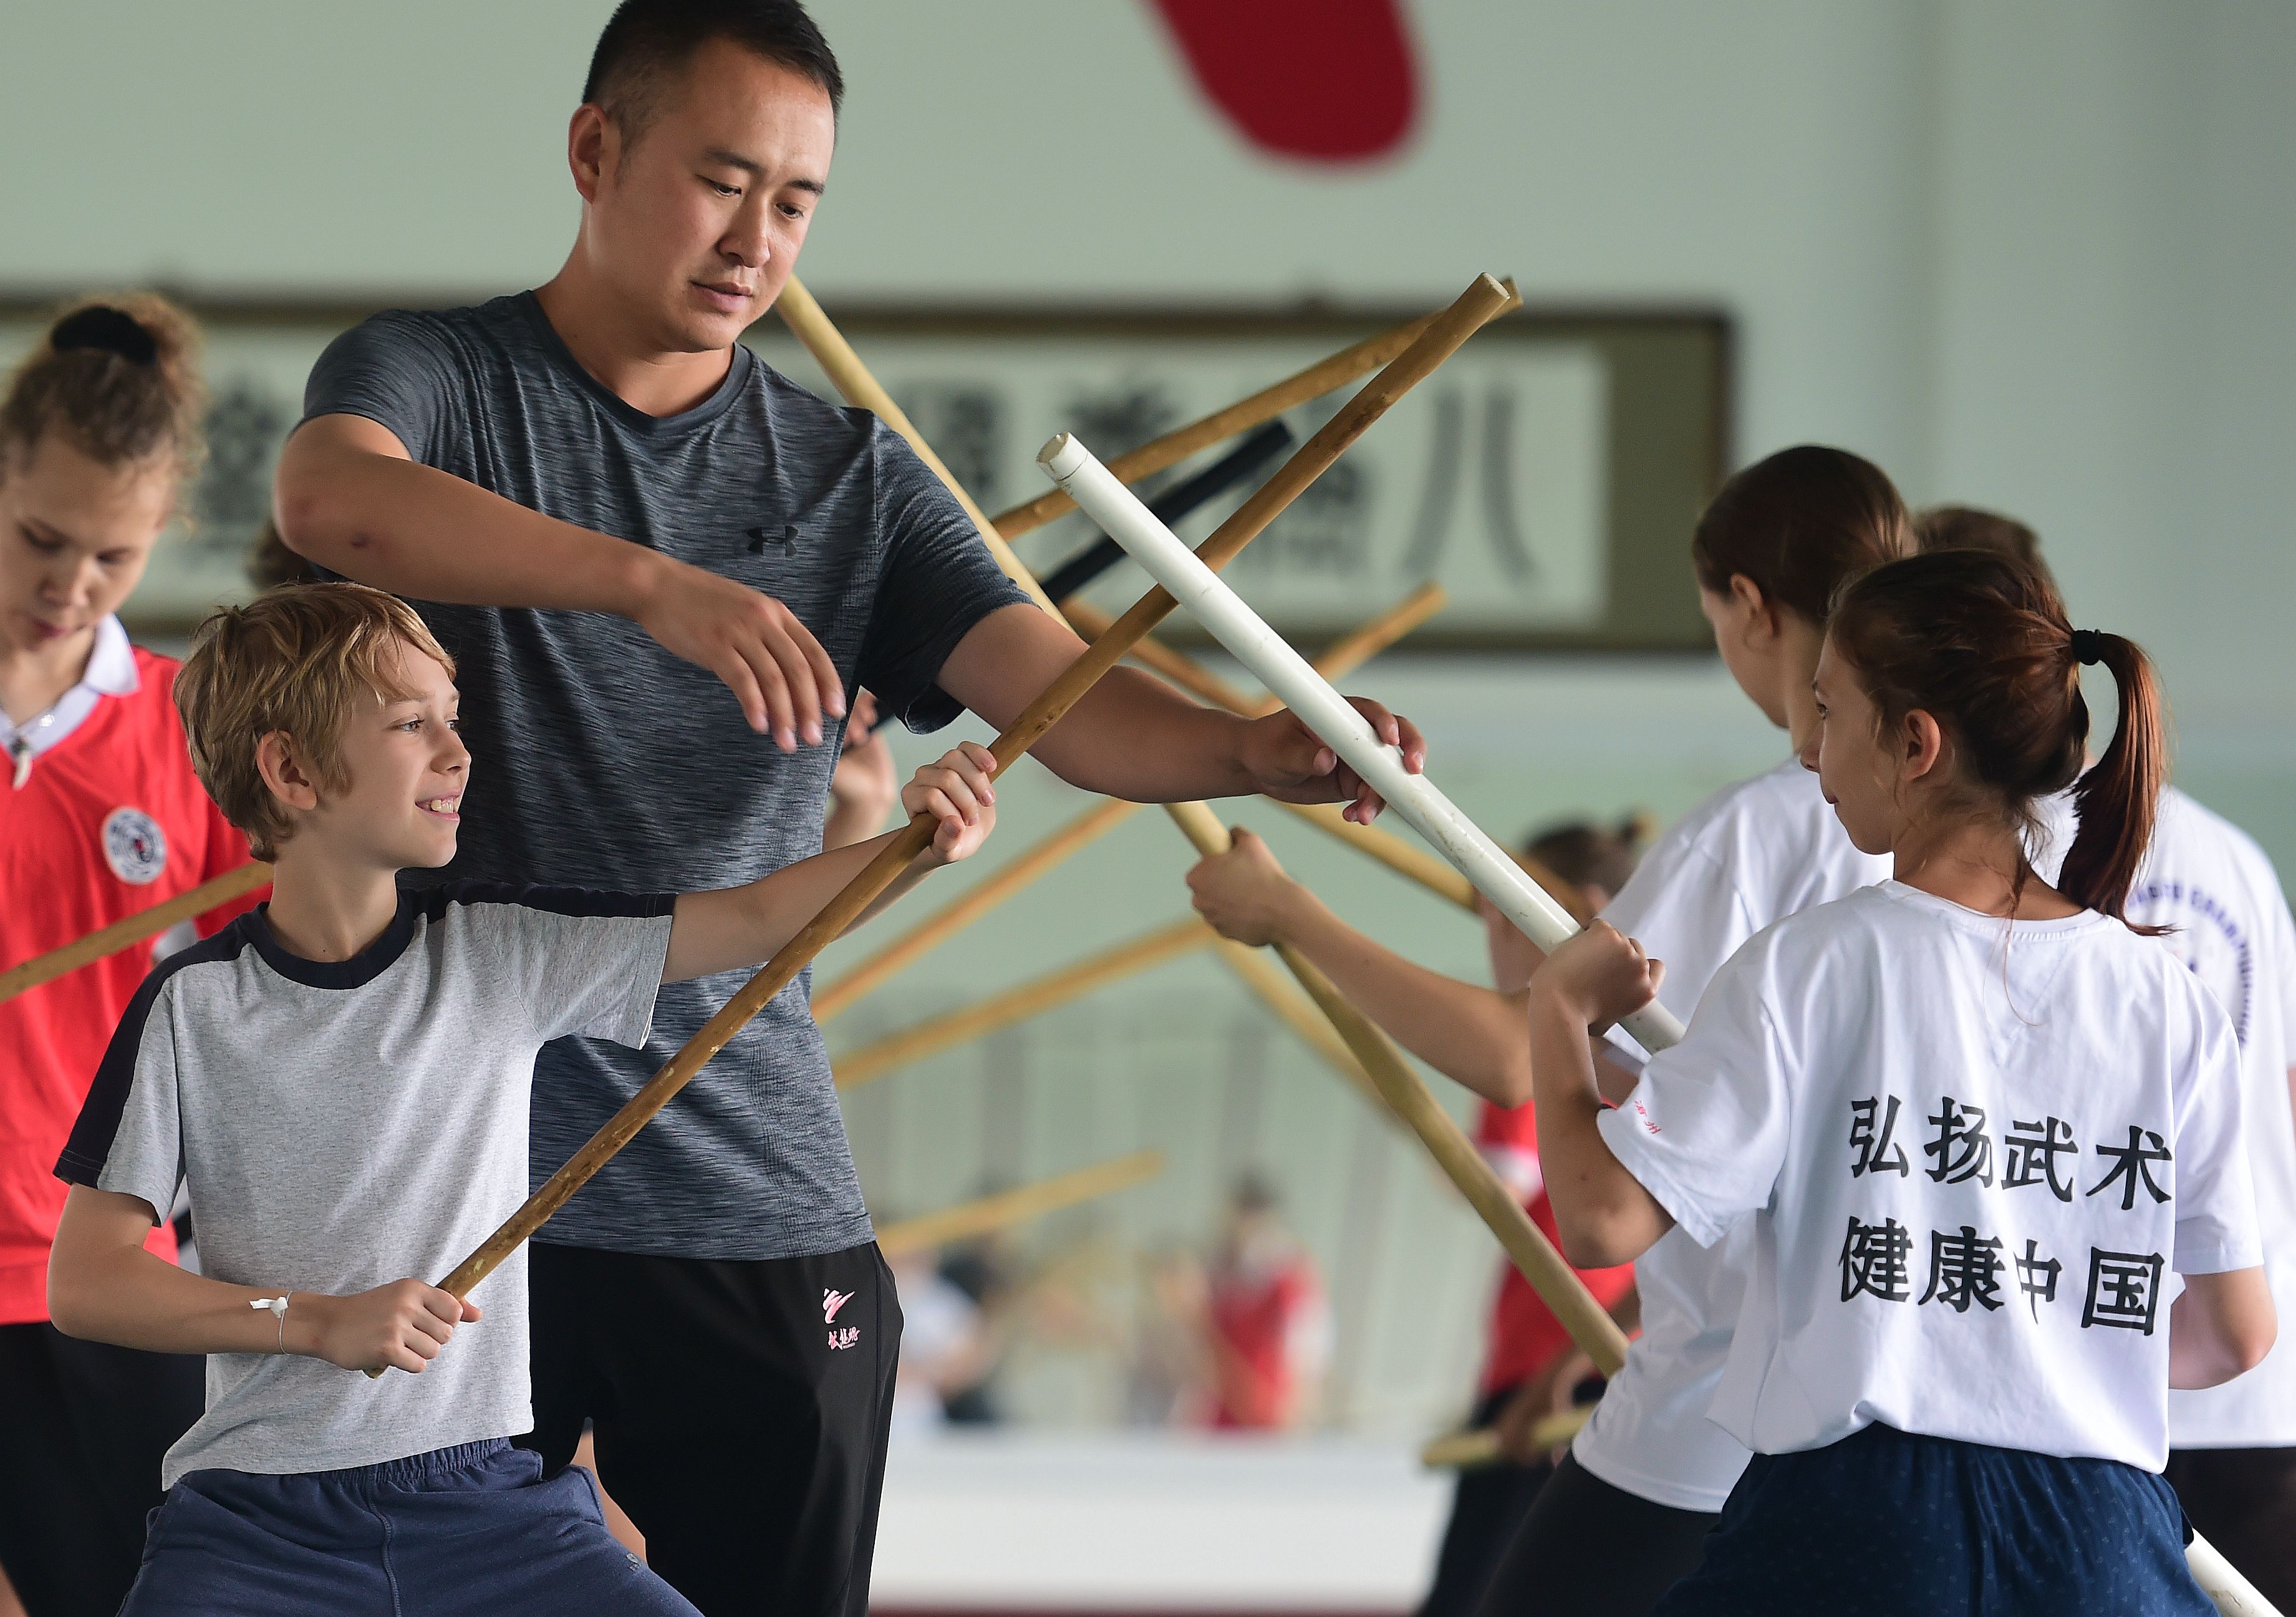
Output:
[361, 274, 1517, 1381]
[1037, 432, 1688, 1059]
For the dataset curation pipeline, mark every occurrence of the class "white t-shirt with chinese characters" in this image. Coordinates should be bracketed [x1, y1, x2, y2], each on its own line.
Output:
[2032, 786, 2296, 1446]
[1599, 881, 2259, 1471]
[1571, 758, 1892, 1511]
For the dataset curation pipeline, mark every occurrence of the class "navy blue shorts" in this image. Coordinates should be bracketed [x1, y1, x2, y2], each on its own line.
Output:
[1651, 1423, 2212, 1617]
[120, 1439, 698, 1616]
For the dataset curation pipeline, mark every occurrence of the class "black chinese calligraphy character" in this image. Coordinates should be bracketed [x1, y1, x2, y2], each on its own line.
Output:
[1257, 461, 1372, 576]
[1920, 1225, 2006, 1313]
[2014, 1240, 2062, 1321]
[1850, 1096, 1910, 1178]
[2002, 1116, 2077, 1202]
[1840, 1215, 1914, 1303]
[1924, 1098, 1994, 1187]
[1401, 389, 1539, 585]
[2081, 1248, 2166, 1334]
[2087, 1127, 2173, 1210]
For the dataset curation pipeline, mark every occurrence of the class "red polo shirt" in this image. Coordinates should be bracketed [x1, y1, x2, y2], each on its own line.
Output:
[2, 635, 259, 1324]
[1476, 1098, 1636, 1394]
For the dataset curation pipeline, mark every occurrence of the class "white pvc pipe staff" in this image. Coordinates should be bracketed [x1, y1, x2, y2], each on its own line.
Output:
[1037, 431, 1686, 1058]
[1038, 428, 2275, 1617]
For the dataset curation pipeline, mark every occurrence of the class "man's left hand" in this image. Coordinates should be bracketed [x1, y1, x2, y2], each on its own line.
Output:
[1238, 697, 1425, 824]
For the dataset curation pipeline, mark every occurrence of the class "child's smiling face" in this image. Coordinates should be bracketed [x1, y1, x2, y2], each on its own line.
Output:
[266, 637, 470, 874]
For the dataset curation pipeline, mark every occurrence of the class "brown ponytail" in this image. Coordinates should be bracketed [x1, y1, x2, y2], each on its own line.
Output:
[1827, 550, 2166, 923]
[0, 294, 206, 489]
[1691, 445, 1914, 624]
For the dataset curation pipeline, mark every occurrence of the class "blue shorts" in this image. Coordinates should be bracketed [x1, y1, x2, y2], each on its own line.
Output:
[1652, 1422, 2212, 1617]
[120, 1439, 698, 1616]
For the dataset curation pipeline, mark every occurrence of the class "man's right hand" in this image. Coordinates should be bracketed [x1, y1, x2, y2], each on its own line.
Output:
[292, 1279, 481, 1374]
[633, 556, 846, 750]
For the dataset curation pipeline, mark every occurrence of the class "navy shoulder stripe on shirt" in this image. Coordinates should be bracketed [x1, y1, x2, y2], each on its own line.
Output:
[421, 881, 677, 922]
[54, 917, 262, 1195]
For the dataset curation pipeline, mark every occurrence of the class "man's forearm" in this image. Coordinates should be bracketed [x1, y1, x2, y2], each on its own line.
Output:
[1276, 895, 1533, 1105]
[1031, 667, 1257, 802]
[276, 429, 662, 613]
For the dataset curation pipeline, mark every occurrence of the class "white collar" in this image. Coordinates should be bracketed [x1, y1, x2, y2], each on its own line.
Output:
[82, 615, 140, 696]
[4, 615, 141, 785]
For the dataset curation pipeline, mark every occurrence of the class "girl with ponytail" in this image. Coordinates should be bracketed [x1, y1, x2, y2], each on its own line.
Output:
[1188, 445, 1911, 1615]
[1528, 548, 2272, 1615]
[0, 297, 256, 1617]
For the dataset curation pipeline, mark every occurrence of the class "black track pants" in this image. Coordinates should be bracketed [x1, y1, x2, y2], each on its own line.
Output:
[522, 1240, 902, 1617]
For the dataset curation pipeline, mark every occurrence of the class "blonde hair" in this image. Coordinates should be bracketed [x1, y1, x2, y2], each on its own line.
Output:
[0, 294, 206, 488]
[175, 583, 456, 860]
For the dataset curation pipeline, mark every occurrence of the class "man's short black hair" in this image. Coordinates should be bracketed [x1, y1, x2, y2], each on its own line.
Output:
[583, 0, 844, 142]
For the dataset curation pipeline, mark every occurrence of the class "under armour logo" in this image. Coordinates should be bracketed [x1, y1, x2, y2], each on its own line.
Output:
[822, 1287, 855, 1324]
[748, 524, 798, 554]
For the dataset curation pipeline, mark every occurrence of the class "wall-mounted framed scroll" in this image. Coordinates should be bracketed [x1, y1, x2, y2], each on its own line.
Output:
[0, 295, 1728, 649]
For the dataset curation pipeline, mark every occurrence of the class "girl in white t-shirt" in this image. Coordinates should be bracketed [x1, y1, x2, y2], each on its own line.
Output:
[1187, 443, 1911, 1617]
[1531, 549, 2273, 1615]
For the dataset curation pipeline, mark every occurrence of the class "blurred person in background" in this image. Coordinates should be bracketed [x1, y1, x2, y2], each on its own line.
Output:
[0, 297, 259, 1617]
[887, 1238, 988, 1434]
[1203, 1174, 1331, 1431]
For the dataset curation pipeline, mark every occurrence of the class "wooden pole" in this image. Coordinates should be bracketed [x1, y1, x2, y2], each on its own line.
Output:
[777, 276, 1626, 1385]
[987, 288, 1520, 543]
[1159, 801, 1631, 1377]
[813, 798, 1141, 1025]
[814, 586, 1453, 1026]
[774, 275, 1621, 1372]
[834, 919, 1212, 1090]
[0, 862, 271, 1007]
[875, 1150, 1165, 1257]
[426, 274, 1512, 1311]
[1418, 1406, 1593, 1470]
[776, 277, 1058, 615]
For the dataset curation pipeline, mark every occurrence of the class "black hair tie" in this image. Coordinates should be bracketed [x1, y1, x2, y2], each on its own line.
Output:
[51, 305, 158, 367]
[2068, 628, 2105, 666]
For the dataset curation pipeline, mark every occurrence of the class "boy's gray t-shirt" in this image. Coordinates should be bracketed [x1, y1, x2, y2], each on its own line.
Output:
[301, 295, 1030, 1260]
[56, 886, 673, 1486]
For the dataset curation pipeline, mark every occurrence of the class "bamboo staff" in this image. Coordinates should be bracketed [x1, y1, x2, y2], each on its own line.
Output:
[778, 276, 1620, 1376]
[778, 278, 1058, 614]
[834, 919, 1212, 1090]
[420, 273, 1512, 1318]
[987, 297, 1522, 542]
[777, 284, 1633, 1376]
[1418, 1406, 1592, 1470]
[813, 584, 1449, 1025]
[1159, 799, 1629, 1376]
[1043, 435, 1687, 1056]
[875, 1149, 1165, 1257]
[813, 798, 1138, 1023]
[0, 862, 271, 1007]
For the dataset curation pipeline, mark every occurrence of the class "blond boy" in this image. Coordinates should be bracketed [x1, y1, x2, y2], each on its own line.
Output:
[46, 583, 995, 1614]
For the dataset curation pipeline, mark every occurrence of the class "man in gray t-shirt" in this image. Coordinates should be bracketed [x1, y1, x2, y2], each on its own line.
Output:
[273, 6, 1421, 1611]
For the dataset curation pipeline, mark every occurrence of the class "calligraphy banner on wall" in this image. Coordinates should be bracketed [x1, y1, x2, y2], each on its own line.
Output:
[0, 297, 1726, 650]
